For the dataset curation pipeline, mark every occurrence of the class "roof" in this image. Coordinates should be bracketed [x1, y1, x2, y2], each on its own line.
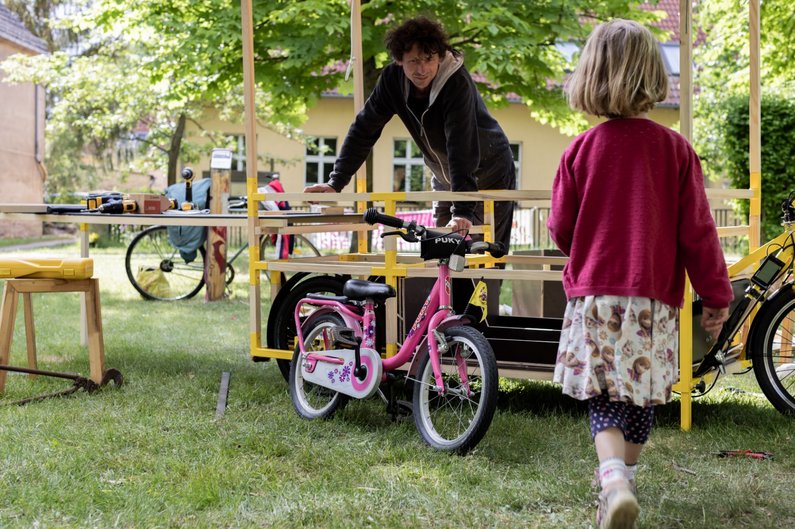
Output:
[644, 0, 681, 41]
[0, 4, 48, 54]
[642, 0, 706, 45]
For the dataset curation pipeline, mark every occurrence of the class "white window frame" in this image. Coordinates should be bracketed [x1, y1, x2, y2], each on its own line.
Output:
[510, 142, 522, 185]
[305, 137, 338, 186]
[392, 139, 429, 192]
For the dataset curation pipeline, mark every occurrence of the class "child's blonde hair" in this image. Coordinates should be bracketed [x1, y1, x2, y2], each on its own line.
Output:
[567, 19, 669, 118]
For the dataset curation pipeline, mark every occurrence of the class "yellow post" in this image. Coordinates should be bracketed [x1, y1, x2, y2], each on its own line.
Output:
[351, 0, 368, 254]
[240, 0, 262, 351]
[675, 279, 694, 431]
[748, 0, 762, 250]
[383, 199, 399, 358]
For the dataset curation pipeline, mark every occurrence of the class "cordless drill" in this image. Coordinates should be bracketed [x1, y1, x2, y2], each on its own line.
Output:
[181, 167, 195, 211]
[96, 198, 137, 213]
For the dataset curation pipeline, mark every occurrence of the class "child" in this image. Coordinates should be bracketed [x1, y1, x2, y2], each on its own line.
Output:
[547, 19, 732, 529]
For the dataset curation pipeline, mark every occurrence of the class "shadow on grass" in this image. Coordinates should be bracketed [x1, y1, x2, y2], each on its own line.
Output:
[494, 378, 792, 433]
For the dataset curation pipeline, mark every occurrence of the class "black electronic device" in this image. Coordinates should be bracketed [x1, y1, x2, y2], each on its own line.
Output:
[751, 254, 786, 288]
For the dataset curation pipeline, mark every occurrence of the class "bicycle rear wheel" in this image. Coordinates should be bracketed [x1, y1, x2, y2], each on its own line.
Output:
[412, 325, 498, 453]
[289, 312, 349, 419]
[125, 225, 206, 301]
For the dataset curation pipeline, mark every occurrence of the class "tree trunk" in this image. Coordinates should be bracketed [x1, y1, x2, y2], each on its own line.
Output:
[166, 112, 187, 186]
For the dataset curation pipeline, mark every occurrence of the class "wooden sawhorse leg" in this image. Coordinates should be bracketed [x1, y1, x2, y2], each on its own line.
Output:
[0, 278, 105, 395]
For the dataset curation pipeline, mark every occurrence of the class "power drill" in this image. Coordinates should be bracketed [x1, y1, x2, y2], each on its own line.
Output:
[85, 192, 124, 210]
[96, 198, 137, 213]
[181, 167, 195, 211]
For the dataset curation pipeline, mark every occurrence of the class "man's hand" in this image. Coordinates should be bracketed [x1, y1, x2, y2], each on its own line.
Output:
[303, 183, 338, 194]
[445, 216, 473, 234]
[701, 306, 729, 340]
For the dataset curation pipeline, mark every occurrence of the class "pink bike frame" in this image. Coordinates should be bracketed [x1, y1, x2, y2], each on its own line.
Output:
[294, 262, 468, 391]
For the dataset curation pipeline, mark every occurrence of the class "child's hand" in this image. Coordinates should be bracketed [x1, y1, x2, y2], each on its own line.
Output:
[701, 306, 729, 340]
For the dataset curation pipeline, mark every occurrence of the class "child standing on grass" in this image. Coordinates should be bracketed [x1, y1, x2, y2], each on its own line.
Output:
[547, 19, 732, 529]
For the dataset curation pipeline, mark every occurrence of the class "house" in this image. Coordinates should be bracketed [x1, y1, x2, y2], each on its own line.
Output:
[191, 5, 684, 197]
[0, 4, 47, 237]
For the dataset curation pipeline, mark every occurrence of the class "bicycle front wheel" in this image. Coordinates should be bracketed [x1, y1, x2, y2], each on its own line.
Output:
[125, 225, 206, 301]
[412, 325, 498, 453]
[752, 285, 795, 414]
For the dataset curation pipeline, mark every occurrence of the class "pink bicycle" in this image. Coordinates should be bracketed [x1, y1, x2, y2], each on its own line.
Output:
[288, 208, 505, 453]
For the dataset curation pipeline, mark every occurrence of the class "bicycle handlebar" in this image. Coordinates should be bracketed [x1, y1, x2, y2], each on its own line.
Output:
[363, 208, 416, 231]
[470, 241, 507, 259]
[363, 208, 506, 258]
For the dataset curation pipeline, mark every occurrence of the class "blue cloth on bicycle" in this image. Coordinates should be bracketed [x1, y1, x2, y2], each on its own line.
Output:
[164, 178, 212, 263]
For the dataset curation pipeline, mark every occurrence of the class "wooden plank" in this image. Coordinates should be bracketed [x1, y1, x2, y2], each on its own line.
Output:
[0, 203, 49, 213]
[0, 283, 19, 393]
[22, 293, 37, 374]
[205, 160, 231, 301]
[84, 278, 105, 384]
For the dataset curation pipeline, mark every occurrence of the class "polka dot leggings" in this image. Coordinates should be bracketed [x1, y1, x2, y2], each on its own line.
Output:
[588, 393, 654, 444]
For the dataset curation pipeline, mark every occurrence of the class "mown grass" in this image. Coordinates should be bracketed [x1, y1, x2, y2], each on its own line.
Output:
[0, 247, 793, 528]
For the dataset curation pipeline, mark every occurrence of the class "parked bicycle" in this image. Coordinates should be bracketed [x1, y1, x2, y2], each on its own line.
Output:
[125, 197, 321, 301]
[692, 190, 795, 415]
[288, 208, 505, 453]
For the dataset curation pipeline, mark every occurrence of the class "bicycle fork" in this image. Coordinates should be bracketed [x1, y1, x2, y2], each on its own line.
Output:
[426, 316, 473, 397]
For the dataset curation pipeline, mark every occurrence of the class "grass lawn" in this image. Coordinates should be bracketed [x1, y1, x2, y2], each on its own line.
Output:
[0, 246, 793, 528]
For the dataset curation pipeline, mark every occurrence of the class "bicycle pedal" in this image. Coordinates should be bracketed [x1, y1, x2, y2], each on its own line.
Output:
[387, 399, 413, 421]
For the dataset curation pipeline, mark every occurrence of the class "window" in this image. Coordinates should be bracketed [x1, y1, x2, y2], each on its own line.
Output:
[660, 44, 680, 75]
[392, 139, 430, 192]
[510, 143, 521, 185]
[305, 137, 337, 186]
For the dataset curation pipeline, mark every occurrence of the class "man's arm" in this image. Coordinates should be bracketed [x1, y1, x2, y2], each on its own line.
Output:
[309, 70, 396, 193]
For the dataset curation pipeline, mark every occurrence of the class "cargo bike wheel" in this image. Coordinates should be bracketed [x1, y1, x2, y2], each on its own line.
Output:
[752, 285, 795, 415]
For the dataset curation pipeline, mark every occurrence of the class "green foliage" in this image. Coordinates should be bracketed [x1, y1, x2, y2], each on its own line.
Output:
[3, 0, 659, 195]
[696, 0, 795, 95]
[704, 95, 795, 242]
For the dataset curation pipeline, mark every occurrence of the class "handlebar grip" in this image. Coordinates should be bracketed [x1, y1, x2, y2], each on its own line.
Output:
[363, 208, 406, 230]
[488, 242, 507, 259]
[470, 241, 507, 258]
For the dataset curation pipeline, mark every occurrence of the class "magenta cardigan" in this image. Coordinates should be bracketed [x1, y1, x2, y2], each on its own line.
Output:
[547, 118, 732, 309]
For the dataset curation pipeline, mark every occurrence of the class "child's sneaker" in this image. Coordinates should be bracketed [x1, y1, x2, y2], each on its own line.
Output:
[596, 487, 639, 529]
[593, 468, 637, 495]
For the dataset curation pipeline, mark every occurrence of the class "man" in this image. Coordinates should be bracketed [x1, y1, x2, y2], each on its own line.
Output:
[304, 16, 515, 250]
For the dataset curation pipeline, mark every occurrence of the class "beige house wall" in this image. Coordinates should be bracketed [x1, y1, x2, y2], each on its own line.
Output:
[191, 96, 678, 198]
[0, 41, 45, 237]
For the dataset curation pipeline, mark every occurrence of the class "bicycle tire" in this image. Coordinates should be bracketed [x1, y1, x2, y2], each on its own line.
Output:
[412, 325, 498, 453]
[751, 284, 795, 414]
[125, 225, 207, 301]
[289, 312, 349, 419]
[268, 275, 348, 381]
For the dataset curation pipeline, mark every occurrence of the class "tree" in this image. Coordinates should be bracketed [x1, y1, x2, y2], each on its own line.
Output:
[692, 0, 795, 243]
[4, 0, 657, 194]
[694, 0, 795, 178]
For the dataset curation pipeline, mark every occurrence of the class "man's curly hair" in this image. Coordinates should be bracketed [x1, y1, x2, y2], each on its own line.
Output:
[384, 16, 453, 61]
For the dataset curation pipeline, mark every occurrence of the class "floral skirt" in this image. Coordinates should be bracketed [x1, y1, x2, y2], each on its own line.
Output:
[552, 296, 679, 407]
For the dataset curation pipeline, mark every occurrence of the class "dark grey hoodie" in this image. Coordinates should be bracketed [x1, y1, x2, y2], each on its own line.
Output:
[327, 52, 515, 222]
